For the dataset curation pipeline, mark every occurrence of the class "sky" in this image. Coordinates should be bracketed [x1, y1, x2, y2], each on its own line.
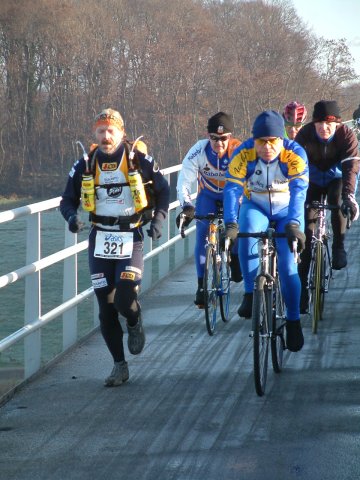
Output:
[291, 0, 360, 77]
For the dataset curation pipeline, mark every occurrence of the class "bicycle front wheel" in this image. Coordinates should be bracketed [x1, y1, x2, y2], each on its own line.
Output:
[312, 242, 324, 334]
[219, 248, 231, 322]
[204, 245, 218, 336]
[253, 277, 271, 396]
[271, 279, 286, 373]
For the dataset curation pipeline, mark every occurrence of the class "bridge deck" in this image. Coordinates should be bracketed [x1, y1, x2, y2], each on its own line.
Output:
[1, 230, 360, 479]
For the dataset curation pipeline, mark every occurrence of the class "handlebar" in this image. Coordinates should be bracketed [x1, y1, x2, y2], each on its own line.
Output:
[236, 229, 298, 263]
[178, 212, 224, 239]
[305, 201, 352, 228]
[193, 213, 223, 221]
[237, 230, 287, 239]
[305, 201, 339, 210]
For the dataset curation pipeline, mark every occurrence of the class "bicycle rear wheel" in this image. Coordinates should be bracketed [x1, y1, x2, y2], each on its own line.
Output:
[204, 245, 218, 336]
[253, 277, 271, 396]
[271, 278, 286, 373]
[219, 248, 231, 322]
[312, 242, 324, 334]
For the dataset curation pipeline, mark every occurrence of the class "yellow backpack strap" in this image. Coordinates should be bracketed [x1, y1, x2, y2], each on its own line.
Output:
[135, 140, 148, 155]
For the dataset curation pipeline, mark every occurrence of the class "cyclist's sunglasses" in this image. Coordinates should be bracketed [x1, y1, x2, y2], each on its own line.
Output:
[209, 134, 231, 142]
[255, 137, 281, 146]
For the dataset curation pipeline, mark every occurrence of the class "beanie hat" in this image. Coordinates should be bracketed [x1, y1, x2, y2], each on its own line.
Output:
[207, 112, 233, 134]
[93, 108, 124, 130]
[312, 100, 341, 123]
[252, 110, 284, 138]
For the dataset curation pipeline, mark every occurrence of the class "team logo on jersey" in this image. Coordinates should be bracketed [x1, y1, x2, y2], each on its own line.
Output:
[102, 162, 117, 171]
[187, 147, 201, 161]
[255, 169, 262, 175]
[107, 186, 122, 197]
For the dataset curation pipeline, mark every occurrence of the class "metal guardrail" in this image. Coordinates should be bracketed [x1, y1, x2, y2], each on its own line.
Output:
[0, 164, 197, 399]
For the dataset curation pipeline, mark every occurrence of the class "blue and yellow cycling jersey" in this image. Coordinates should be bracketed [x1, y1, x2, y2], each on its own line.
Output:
[224, 137, 309, 225]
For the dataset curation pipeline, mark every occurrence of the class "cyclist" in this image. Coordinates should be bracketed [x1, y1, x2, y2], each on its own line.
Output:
[283, 101, 307, 140]
[224, 110, 308, 352]
[60, 108, 170, 386]
[176, 112, 242, 308]
[295, 100, 360, 313]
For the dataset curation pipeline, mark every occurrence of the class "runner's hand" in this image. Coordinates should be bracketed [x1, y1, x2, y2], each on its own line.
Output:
[147, 218, 163, 240]
[68, 214, 85, 233]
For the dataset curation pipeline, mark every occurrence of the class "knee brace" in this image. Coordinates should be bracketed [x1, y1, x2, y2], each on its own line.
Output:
[114, 281, 140, 323]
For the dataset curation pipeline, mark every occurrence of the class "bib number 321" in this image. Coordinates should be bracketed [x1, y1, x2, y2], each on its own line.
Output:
[94, 231, 134, 259]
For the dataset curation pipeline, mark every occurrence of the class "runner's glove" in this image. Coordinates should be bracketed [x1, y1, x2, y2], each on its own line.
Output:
[68, 214, 85, 234]
[341, 193, 359, 221]
[225, 222, 239, 241]
[147, 217, 163, 240]
[176, 204, 195, 228]
[285, 223, 305, 252]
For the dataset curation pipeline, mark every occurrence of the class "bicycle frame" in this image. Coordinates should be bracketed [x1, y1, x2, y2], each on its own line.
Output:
[307, 197, 336, 333]
[238, 227, 289, 396]
[178, 209, 232, 335]
[308, 201, 332, 294]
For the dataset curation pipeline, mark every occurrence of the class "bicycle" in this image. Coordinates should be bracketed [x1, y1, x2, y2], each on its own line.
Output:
[179, 207, 232, 336]
[238, 227, 297, 396]
[306, 197, 349, 334]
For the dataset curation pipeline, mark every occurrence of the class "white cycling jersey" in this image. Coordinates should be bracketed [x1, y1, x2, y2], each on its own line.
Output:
[177, 139, 237, 207]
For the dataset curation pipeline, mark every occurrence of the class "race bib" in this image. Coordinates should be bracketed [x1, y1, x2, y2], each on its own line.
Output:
[94, 231, 134, 259]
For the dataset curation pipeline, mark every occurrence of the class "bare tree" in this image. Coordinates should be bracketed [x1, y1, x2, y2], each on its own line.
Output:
[0, 0, 358, 197]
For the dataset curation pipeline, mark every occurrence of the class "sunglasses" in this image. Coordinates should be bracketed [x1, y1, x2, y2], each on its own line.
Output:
[285, 122, 303, 128]
[255, 137, 281, 146]
[209, 134, 230, 142]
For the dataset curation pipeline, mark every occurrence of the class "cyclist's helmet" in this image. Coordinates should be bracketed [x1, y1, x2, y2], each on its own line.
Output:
[283, 101, 307, 124]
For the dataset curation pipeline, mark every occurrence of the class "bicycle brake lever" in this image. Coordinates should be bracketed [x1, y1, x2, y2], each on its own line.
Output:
[292, 240, 299, 264]
[346, 209, 352, 230]
[178, 213, 186, 238]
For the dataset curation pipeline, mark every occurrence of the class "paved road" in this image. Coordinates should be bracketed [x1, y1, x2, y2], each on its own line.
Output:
[1, 224, 360, 480]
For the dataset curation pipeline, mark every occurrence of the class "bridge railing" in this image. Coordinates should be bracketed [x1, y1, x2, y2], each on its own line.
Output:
[0, 164, 196, 402]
